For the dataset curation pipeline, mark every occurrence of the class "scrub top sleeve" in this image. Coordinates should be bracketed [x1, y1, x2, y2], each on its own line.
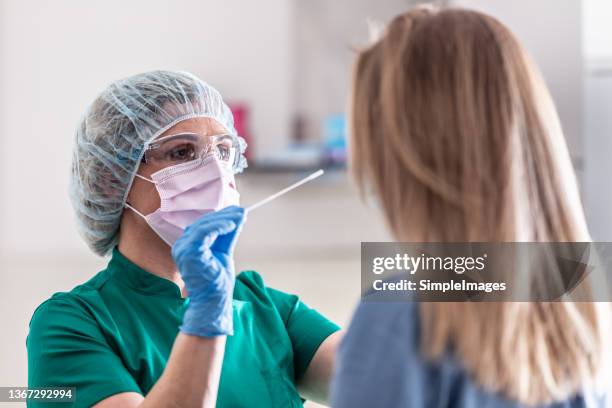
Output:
[27, 297, 142, 408]
[266, 286, 340, 380]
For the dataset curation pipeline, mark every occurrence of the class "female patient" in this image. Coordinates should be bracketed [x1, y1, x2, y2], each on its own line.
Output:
[332, 7, 610, 408]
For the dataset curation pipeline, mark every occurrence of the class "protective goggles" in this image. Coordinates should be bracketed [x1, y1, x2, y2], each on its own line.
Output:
[143, 132, 247, 173]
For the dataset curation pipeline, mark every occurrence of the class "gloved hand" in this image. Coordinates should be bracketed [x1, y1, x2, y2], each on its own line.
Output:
[171, 206, 246, 337]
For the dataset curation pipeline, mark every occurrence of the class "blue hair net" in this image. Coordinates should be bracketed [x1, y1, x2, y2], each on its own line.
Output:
[70, 70, 247, 256]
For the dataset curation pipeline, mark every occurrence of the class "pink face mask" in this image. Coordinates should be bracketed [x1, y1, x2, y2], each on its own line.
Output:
[125, 156, 240, 246]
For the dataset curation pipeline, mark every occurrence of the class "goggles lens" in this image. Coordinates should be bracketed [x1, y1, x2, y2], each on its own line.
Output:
[144, 133, 246, 172]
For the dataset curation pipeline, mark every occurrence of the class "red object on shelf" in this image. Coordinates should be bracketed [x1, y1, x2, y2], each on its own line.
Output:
[228, 102, 252, 160]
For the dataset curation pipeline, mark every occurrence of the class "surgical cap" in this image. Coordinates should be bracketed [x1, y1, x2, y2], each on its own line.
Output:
[70, 70, 245, 256]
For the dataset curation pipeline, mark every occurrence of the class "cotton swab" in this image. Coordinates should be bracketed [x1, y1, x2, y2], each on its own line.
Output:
[245, 169, 325, 213]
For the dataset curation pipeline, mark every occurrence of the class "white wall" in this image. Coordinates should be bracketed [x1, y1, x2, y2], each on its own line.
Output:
[452, 0, 584, 162]
[293, 0, 421, 140]
[584, 0, 612, 63]
[0, 0, 294, 258]
[584, 74, 612, 240]
[583, 0, 612, 240]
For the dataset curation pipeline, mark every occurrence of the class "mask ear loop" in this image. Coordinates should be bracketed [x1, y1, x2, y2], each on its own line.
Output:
[134, 173, 155, 183]
[125, 202, 148, 219]
[124, 173, 156, 218]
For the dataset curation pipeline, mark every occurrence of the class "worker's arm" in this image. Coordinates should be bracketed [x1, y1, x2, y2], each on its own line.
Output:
[93, 334, 225, 408]
[94, 207, 246, 408]
[297, 330, 344, 405]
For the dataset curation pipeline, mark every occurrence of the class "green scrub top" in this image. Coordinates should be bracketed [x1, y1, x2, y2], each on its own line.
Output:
[27, 248, 339, 407]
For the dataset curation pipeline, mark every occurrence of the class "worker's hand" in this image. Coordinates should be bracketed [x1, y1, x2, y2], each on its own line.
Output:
[172, 206, 246, 337]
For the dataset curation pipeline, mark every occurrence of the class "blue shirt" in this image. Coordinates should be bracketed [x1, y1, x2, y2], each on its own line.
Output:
[331, 298, 606, 407]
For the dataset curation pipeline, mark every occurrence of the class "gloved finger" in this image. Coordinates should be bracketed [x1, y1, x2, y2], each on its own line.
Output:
[172, 219, 237, 260]
[185, 206, 244, 232]
[220, 205, 244, 213]
[174, 230, 220, 269]
[211, 208, 246, 255]
[180, 219, 237, 247]
[186, 207, 245, 237]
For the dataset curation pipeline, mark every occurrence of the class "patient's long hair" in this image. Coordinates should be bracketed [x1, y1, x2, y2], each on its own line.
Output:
[350, 6, 610, 405]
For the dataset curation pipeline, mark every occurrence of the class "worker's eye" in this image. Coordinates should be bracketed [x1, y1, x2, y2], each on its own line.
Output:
[215, 144, 231, 161]
[166, 143, 197, 162]
[213, 136, 236, 162]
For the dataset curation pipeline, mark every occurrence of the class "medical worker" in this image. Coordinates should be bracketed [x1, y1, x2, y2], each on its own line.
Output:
[332, 6, 611, 408]
[27, 71, 341, 407]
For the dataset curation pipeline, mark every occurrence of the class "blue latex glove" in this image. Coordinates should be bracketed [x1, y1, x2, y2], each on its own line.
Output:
[171, 206, 246, 337]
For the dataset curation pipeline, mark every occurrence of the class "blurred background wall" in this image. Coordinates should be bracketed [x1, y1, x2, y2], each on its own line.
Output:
[0, 0, 296, 257]
[583, 0, 612, 241]
[0, 1, 610, 407]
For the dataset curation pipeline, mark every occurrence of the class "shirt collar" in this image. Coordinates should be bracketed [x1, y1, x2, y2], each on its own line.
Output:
[107, 247, 184, 299]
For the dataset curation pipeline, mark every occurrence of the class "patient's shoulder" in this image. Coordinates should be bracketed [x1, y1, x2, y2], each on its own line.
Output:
[348, 273, 421, 348]
[345, 298, 420, 354]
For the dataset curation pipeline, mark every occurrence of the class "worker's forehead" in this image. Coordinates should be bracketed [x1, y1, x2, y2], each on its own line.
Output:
[157, 117, 228, 139]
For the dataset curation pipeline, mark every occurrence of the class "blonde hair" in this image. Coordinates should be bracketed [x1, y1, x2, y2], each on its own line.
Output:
[350, 6, 610, 405]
